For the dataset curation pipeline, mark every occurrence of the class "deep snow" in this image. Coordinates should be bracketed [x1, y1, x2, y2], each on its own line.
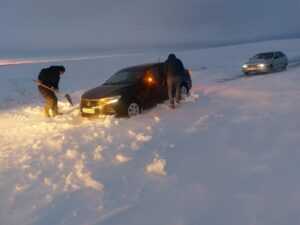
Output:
[1, 39, 300, 225]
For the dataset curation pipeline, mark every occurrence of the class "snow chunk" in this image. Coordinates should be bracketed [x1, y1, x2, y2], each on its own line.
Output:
[93, 145, 103, 161]
[27, 171, 41, 180]
[146, 154, 167, 176]
[63, 160, 104, 192]
[15, 184, 29, 193]
[136, 133, 152, 142]
[75, 161, 104, 191]
[154, 116, 160, 123]
[64, 173, 81, 192]
[128, 130, 152, 142]
[65, 149, 79, 160]
[43, 177, 52, 187]
[115, 153, 132, 164]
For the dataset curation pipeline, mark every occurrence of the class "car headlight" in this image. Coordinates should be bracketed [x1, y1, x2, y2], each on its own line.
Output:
[242, 64, 248, 68]
[258, 64, 266, 68]
[99, 95, 121, 105]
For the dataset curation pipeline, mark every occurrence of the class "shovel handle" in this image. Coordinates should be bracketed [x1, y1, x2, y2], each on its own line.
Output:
[33, 79, 57, 93]
[34, 79, 73, 106]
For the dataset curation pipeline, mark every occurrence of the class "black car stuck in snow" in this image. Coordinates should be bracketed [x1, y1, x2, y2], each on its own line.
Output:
[80, 63, 192, 117]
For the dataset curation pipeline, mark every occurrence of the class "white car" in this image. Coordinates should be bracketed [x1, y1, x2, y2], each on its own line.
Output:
[242, 51, 288, 75]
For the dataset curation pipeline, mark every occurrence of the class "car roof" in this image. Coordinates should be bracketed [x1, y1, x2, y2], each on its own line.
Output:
[256, 52, 275, 55]
[256, 51, 285, 55]
[120, 62, 163, 72]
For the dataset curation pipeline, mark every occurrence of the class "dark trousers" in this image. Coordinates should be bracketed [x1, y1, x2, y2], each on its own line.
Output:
[38, 86, 58, 117]
[167, 75, 181, 107]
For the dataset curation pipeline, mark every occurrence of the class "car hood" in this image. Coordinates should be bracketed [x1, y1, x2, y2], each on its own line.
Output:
[82, 84, 131, 100]
[247, 58, 272, 65]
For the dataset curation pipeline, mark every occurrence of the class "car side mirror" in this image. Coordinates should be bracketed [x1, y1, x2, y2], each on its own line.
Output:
[145, 76, 155, 84]
[143, 70, 157, 86]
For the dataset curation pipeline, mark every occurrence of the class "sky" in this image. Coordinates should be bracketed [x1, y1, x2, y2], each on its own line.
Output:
[1, 0, 300, 56]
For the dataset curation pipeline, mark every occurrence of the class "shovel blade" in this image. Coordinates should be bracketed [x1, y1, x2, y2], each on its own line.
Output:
[65, 94, 73, 106]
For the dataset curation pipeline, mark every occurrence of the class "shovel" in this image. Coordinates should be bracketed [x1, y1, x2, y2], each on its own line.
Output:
[33, 79, 74, 106]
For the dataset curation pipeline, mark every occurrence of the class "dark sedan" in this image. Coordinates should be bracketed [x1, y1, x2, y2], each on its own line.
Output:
[80, 63, 192, 117]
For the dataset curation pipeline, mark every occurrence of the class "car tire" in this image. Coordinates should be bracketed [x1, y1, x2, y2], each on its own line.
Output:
[127, 101, 141, 117]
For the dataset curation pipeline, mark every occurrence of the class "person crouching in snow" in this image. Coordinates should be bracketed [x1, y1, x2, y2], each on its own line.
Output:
[164, 54, 185, 109]
[37, 65, 65, 117]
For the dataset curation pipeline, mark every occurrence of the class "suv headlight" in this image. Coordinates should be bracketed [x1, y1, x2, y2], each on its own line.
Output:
[99, 95, 121, 105]
[258, 64, 266, 68]
[242, 64, 248, 68]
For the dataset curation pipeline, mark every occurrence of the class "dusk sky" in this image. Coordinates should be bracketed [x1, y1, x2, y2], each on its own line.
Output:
[1, 0, 300, 54]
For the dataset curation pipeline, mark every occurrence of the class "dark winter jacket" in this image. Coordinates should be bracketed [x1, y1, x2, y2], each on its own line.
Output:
[164, 54, 185, 78]
[38, 66, 62, 90]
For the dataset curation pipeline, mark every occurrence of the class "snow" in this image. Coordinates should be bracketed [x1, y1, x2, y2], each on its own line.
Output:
[1, 38, 300, 225]
[145, 154, 167, 176]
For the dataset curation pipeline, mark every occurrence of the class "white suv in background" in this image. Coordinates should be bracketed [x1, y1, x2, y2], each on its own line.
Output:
[242, 51, 288, 75]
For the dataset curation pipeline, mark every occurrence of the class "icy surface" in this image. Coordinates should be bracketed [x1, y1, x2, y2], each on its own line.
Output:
[1, 39, 300, 225]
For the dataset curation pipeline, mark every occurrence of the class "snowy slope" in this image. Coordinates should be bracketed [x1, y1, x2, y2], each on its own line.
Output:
[1, 39, 300, 225]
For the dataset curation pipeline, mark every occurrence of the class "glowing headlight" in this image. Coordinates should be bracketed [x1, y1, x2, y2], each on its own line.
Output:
[242, 64, 248, 68]
[258, 64, 266, 68]
[99, 96, 121, 105]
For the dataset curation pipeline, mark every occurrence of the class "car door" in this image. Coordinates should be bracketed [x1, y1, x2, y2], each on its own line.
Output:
[278, 52, 287, 68]
[273, 52, 283, 70]
[138, 67, 161, 107]
[150, 65, 168, 103]
[156, 63, 168, 101]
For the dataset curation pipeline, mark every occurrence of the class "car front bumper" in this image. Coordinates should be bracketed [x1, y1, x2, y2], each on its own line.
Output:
[80, 98, 118, 117]
[242, 65, 270, 74]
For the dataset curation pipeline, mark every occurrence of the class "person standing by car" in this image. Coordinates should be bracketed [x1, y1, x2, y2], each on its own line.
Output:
[37, 65, 65, 117]
[164, 53, 185, 109]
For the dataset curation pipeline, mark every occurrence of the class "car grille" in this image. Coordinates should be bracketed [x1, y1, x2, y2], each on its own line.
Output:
[80, 99, 100, 108]
[80, 98, 117, 116]
[247, 65, 258, 69]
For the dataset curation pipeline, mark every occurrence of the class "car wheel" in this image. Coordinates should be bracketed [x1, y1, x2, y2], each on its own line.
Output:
[127, 102, 141, 117]
[283, 64, 288, 70]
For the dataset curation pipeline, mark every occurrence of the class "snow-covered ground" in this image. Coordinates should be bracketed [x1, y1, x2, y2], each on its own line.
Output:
[1, 39, 300, 225]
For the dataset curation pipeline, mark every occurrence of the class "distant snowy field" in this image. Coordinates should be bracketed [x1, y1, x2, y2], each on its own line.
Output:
[1, 39, 300, 225]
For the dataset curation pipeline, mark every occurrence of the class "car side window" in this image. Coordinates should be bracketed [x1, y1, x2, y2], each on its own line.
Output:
[274, 52, 281, 59]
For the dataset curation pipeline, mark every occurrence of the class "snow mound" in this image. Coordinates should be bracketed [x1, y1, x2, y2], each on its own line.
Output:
[145, 154, 167, 176]
[115, 153, 132, 164]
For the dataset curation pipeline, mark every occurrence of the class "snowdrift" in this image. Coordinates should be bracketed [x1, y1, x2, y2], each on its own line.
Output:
[1, 39, 300, 225]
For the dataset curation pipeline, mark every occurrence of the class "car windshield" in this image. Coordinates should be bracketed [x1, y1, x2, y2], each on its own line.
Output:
[104, 70, 141, 85]
[253, 53, 274, 59]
